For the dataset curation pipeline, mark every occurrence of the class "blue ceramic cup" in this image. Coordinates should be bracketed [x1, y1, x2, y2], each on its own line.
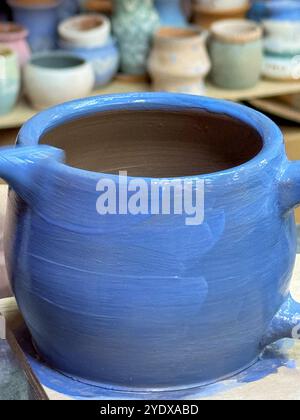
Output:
[0, 93, 299, 394]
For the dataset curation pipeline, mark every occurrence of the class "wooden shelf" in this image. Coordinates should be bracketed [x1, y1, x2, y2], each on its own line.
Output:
[2, 78, 300, 130]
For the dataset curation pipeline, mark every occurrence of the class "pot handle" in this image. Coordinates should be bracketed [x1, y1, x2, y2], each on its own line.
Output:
[0, 145, 64, 204]
[260, 160, 300, 347]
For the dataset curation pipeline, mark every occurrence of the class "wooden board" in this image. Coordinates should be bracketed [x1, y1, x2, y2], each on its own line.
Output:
[250, 98, 300, 124]
[2, 78, 300, 129]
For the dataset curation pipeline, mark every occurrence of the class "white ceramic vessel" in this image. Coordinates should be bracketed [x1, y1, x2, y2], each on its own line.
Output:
[24, 52, 95, 110]
[58, 13, 111, 48]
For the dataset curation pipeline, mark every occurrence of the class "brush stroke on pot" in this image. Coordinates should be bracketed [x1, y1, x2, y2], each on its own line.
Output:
[0, 93, 300, 395]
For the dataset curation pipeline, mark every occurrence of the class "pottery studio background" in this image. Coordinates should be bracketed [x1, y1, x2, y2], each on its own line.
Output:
[1, 0, 300, 400]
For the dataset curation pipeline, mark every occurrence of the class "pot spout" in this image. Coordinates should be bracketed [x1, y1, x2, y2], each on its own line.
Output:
[0, 145, 64, 204]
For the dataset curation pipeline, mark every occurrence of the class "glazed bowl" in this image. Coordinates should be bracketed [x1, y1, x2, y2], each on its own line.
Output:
[0, 93, 300, 395]
[23, 51, 95, 109]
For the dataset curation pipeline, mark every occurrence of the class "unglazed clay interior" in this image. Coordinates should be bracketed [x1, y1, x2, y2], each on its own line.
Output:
[41, 109, 263, 178]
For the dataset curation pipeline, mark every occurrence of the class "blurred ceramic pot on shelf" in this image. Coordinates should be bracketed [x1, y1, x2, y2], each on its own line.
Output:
[112, 0, 159, 75]
[263, 20, 300, 55]
[192, 0, 250, 29]
[23, 51, 95, 109]
[0, 22, 30, 66]
[262, 20, 300, 81]
[209, 19, 263, 89]
[59, 38, 119, 87]
[58, 13, 111, 48]
[0, 47, 20, 115]
[248, 0, 300, 21]
[148, 26, 210, 95]
[154, 0, 187, 27]
[8, 0, 61, 52]
[58, 14, 119, 87]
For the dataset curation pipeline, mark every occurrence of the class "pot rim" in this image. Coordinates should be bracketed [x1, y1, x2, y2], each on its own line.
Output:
[26, 50, 89, 71]
[154, 26, 207, 43]
[17, 93, 283, 183]
[59, 13, 109, 34]
[211, 19, 263, 44]
[0, 22, 28, 41]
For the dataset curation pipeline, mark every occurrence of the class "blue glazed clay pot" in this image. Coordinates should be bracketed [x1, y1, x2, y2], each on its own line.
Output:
[249, 0, 300, 21]
[8, 0, 61, 52]
[1, 93, 300, 394]
[58, 38, 120, 87]
[155, 0, 187, 27]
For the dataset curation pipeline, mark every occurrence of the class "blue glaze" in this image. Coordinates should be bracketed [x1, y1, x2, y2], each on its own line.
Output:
[58, 38, 120, 87]
[155, 0, 187, 27]
[249, 0, 300, 21]
[8, 0, 61, 52]
[16, 324, 299, 399]
[0, 93, 300, 392]
[58, 0, 79, 21]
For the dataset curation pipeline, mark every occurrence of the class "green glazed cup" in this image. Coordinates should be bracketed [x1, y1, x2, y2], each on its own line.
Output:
[209, 19, 263, 90]
[0, 47, 20, 116]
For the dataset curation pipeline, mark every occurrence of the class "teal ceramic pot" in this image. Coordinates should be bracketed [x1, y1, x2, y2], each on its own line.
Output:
[209, 19, 263, 90]
[0, 47, 20, 115]
[112, 0, 159, 75]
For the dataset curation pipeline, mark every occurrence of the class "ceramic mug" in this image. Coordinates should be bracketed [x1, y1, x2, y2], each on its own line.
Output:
[0, 47, 20, 115]
[1, 93, 300, 395]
